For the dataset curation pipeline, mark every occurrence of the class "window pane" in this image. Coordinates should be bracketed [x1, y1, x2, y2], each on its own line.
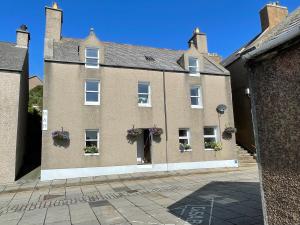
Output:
[191, 97, 199, 106]
[86, 141, 98, 147]
[86, 81, 98, 91]
[189, 57, 197, 67]
[86, 92, 98, 102]
[179, 139, 188, 144]
[190, 87, 199, 96]
[138, 83, 149, 93]
[204, 137, 216, 148]
[86, 48, 98, 58]
[179, 129, 187, 137]
[86, 131, 98, 140]
[86, 58, 98, 66]
[138, 94, 149, 104]
[189, 66, 197, 73]
[204, 127, 215, 135]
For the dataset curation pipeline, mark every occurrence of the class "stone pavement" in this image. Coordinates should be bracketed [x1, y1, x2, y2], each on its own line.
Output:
[0, 165, 263, 225]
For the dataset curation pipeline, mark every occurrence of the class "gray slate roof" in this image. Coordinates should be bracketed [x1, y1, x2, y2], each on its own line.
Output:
[0, 42, 27, 71]
[52, 38, 229, 75]
[222, 7, 300, 66]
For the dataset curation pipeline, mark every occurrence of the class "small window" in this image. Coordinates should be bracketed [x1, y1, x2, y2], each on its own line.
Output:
[179, 128, 191, 151]
[138, 82, 151, 107]
[190, 86, 203, 108]
[188, 57, 199, 76]
[85, 130, 99, 148]
[85, 47, 99, 68]
[85, 80, 100, 105]
[204, 127, 218, 150]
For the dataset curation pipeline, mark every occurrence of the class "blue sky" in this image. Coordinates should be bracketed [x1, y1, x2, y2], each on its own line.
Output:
[0, 0, 298, 79]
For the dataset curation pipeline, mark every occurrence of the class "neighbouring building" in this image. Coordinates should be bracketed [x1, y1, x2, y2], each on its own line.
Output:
[222, 2, 289, 154]
[29, 75, 43, 90]
[242, 6, 300, 225]
[0, 25, 30, 183]
[41, 3, 237, 180]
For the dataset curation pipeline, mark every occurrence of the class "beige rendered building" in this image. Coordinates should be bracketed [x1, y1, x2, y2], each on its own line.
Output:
[41, 3, 237, 180]
[29, 75, 43, 90]
[0, 25, 30, 183]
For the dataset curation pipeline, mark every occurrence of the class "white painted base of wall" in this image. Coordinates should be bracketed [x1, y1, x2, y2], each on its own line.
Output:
[41, 160, 238, 181]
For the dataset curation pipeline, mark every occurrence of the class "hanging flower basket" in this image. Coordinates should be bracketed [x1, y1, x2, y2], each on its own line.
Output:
[52, 129, 69, 141]
[224, 127, 237, 134]
[149, 127, 163, 136]
[127, 128, 143, 137]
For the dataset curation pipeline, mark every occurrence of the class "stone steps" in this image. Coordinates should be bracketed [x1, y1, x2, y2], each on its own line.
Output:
[237, 145, 257, 166]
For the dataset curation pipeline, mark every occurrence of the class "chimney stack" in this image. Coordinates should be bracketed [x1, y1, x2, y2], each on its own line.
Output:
[260, 2, 288, 32]
[45, 2, 63, 41]
[16, 24, 30, 48]
[188, 27, 208, 53]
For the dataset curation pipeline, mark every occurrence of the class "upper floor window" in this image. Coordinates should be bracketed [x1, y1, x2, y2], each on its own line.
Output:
[85, 47, 99, 68]
[138, 82, 151, 107]
[204, 127, 218, 150]
[85, 80, 100, 105]
[188, 57, 199, 76]
[190, 85, 203, 108]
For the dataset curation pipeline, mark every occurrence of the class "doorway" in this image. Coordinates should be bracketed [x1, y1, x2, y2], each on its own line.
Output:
[137, 129, 152, 164]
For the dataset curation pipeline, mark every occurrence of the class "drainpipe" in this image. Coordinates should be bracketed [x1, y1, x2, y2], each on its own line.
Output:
[163, 71, 169, 171]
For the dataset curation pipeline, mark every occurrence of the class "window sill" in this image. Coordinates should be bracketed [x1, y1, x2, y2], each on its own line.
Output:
[205, 148, 215, 151]
[191, 105, 203, 109]
[85, 65, 99, 69]
[84, 153, 99, 156]
[84, 102, 100, 106]
[138, 104, 152, 108]
[189, 73, 200, 77]
[180, 149, 193, 152]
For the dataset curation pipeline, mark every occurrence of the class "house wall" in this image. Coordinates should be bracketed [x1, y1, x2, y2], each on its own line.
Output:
[41, 61, 237, 177]
[0, 71, 21, 183]
[248, 42, 300, 225]
[225, 59, 255, 152]
[29, 76, 42, 90]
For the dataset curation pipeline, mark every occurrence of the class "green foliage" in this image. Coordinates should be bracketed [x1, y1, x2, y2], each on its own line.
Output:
[84, 145, 99, 154]
[28, 85, 43, 115]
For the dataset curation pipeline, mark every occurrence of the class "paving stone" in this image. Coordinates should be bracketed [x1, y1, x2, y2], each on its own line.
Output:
[45, 205, 70, 224]
[18, 208, 47, 225]
[69, 203, 99, 224]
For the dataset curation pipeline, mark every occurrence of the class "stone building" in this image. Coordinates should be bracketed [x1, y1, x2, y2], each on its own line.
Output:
[0, 25, 30, 183]
[41, 3, 237, 180]
[222, 2, 289, 154]
[29, 75, 43, 90]
[242, 6, 300, 225]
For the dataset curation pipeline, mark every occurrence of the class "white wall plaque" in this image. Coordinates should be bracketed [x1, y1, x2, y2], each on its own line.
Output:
[42, 110, 48, 131]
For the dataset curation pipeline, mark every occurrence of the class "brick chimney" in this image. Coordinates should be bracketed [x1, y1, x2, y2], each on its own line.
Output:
[188, 27, 208, 53]
[260, 2, 288, 32]
[45, 2, 63, 41]
[16, 24, 30, 48]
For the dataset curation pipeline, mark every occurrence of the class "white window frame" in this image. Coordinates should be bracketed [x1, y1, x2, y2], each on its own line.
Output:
[138, 81, 151, 107]
[188, 57, 200, 76]
[85, 129, 99, 148]
[190, 85, 203, 108]
[179, 128, 191, 151]
[204, 126, 218, 151]
[85, 47, 99, 68]
[84, 80, 100, 105]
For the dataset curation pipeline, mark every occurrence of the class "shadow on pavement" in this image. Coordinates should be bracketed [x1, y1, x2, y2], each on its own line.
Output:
[168, 181, 264, 225]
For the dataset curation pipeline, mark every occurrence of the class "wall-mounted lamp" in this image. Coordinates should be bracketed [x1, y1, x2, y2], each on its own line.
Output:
[245, 88, 250, 96]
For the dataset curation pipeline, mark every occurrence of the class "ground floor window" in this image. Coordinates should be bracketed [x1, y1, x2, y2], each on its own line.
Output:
[179, 128, 191, 151]
[84, 130, 99, 154]
[204, 127, 218, 150]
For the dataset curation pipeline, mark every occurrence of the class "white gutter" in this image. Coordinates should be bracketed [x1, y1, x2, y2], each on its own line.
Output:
[242, 25, 300, 60]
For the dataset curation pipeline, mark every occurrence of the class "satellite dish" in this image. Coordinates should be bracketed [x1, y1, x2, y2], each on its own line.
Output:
[216, 104, 227, 114]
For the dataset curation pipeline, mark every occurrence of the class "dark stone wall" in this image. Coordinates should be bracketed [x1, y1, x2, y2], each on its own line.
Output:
[249, 42, 300, 225]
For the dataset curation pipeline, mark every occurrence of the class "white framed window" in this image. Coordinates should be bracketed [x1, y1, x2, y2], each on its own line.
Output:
[85, 129, 99, 148]
[179, 128, 192, 151]
[138, 82, 151, 107]
[85, 47, 99, 68]
[190, 85, 203, 108]
[204, 127, 218, 150]
[188, 57, 200, 76]
[85, 80, 100, 105]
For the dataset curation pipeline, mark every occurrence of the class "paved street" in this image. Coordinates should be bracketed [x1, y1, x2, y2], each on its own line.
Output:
[0, 165, 263, 225]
